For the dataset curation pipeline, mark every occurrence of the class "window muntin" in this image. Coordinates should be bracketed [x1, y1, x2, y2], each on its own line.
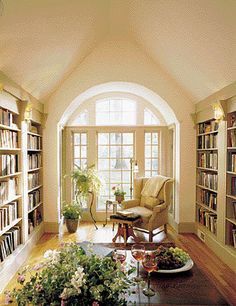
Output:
[97, 132, 134, 210]
[144, 108, 160, 125]
[96, 99, 136, 125]
[145, 132, 159, 177]
[73, 132, 87, 208]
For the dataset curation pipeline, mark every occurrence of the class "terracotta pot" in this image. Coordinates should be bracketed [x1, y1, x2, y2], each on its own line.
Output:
[65, 219, 79, 233]
[115, 195, 124, 203]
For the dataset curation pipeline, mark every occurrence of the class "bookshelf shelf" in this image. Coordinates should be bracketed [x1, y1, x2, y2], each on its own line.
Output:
[28, 184, 43, 193]
[227, 171, 236, 175]
[197, 130, 218, 136]
[27, 131, 42, 137]
[197, 148, 218, 151]
[28, 201, 43, 214]
[0, 171, 22, 179]
[227, 126, 236, 131]
[27, 149, 42, 152]
[0, 195, 22, 208]
[196, 201, 217, 214]
[0, 218, 22, 236]
[197, 167, 218, 172]
[28, 167, 42, 173]
[197, 222, 217, 237]
[0, 123, 21, 132]
[0, 148, 21, 151]
[196, 184, 218, 193]
[226, 217, 236, 226]
[226, 194, 236, 200]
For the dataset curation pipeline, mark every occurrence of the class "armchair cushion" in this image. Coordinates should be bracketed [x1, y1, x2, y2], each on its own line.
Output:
[140, 196, 164, 210]
[122, 199, 140, 209]
[125, 206, 153, 226]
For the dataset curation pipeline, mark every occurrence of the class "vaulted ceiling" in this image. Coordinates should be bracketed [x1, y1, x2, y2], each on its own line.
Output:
[0, 0, 235, 102]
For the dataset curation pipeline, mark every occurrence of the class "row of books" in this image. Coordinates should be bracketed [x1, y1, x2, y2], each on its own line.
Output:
[231, 177, 236, 196]
[198, 207, 217, 234]
[198, 121, 219, 134]
[0, 108, 17, 128]
[0, 201, 18, 231]
[28, 210, 42, 234]
[198, 189, 217, 211]
[227, 152, 236, 172]
[0, 178, 19, 204]
[232, 229, 236, 248]
[27, 134, 41, 150]
[198, 152, 218, 169]
[0, 130, 18, 148]
[0, 226, 21, 262]
[28, 172, 40, 190]
[28, 190, 41, 211]
[198, 172, 218, 191]
[198, 135, 217, 149]
[229, 130, 236, 147]
[0, 154, 18, 176]
[28, 153, 41, 170]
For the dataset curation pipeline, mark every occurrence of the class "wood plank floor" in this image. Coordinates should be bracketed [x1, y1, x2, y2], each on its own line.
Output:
[1, 222, 236, 305]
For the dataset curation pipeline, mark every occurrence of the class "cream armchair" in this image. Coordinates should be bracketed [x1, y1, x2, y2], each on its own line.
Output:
[122, 176, 173, 242]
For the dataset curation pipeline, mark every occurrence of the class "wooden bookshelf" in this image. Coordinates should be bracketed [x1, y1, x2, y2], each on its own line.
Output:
[0, 104, 23, 266]
[196, 119, 218, 236]
[226, 111, 236, 249]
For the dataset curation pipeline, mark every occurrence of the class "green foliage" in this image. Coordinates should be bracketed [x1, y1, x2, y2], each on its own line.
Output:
[7, 243, 133, 305]
[62, 202, 82, 219]
[112, 185, 126, 196]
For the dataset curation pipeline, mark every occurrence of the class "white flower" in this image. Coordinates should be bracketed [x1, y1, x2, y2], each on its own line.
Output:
[44, 249, 59, 263]
[60, 287, 75, 300]
[44, 249, 54, 259]
[71, 266, 86, 294]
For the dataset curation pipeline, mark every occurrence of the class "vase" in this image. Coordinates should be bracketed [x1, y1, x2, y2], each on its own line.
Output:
[65, 219, 79, 233]
[115, 195, 124, 203]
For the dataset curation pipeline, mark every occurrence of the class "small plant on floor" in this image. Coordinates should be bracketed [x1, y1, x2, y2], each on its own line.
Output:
[6, 242, 134, 305]
[62, 201, 82, 233]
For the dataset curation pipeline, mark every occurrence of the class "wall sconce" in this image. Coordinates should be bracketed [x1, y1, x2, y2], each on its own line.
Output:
[130, 158, 139, 198]
[213, 103, 224, 122]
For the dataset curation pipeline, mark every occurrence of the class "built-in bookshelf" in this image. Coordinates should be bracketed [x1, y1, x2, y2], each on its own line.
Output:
[0, 105, 22, 263]
[196, 119, 218, 236]
[27, 121, 43, 236]
[226, 111, 236, 249]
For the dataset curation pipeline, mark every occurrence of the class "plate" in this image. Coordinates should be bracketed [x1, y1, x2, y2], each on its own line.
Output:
[156, 258, 194, 273]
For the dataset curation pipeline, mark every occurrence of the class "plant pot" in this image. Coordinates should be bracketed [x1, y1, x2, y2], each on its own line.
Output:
[115, 195, 124, 203]
[65, 219, 79, 233]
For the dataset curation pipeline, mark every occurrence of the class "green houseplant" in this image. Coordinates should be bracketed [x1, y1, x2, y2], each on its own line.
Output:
[112, 185, 126, 203]
[62, 202, 82, 233]
[70, 164, 103, 229]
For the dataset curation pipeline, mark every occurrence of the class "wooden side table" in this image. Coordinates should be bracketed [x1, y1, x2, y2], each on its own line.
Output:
[103, 200, 122, 230]
[110, 214, 142, 245]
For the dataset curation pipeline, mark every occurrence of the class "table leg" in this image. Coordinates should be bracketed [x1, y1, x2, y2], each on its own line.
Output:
[112, 223, 124, 243]
[103, 202, 108, 227]
[127, 225, 141, 243]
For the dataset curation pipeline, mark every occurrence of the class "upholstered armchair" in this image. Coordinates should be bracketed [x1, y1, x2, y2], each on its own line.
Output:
[122, 176, 173, 242]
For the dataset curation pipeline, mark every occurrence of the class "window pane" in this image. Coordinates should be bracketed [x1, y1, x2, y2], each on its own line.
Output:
[145, 159, 151, 170]
[110, 171, 122, 183]
[98, 133, 109, 145]
[98, 146, 109, 158]
[74, 134, 80, 145]
[152, 159, 158, 170]
[122, 171, 130, 183]
[145, 133, 151, 144]
[98, 159, 109, 170]
[110, 133, 121, 144]
[74, 146, 80, 158]
[81, 133, 87, 145]
[96, 101, 109, 111]
[145, 171, 151, 177]
[123, 133, 133, 144]
[152, 146, 158, 157]
[123, 146, 133, 158]
[145, 132, 159, 177]
[74, 159, 81, 168]
[145, 145, 151, 158]
[81, 146, 87, 158]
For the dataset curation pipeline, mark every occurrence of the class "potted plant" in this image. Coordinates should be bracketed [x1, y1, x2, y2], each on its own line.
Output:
[62, 202, 82, 233]
[112, 185, 126, 203]
[70, 164, 103, 229]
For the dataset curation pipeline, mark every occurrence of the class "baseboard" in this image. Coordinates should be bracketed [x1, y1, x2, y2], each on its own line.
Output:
[44, 222, 59, 233]
[0, 222, 44, 293]
[195, 226, 236, 273]
[178, 222, 196, 233]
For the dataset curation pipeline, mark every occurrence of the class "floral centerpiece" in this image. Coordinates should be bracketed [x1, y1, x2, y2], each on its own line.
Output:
[112, 185, 126, 203]
[6, 243, 134, 305]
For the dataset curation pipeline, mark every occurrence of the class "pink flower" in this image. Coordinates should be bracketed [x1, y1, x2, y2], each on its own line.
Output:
[4, 291, 12, 304]
[92, 302, 100, 306]
[35, 284, 43, 292]
[17, 274, 25, 284]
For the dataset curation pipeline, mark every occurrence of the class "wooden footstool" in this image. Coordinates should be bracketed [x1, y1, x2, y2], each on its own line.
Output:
[110, 214, 142, 245]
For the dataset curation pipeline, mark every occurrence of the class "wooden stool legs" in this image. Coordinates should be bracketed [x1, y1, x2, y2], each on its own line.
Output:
[112, 223, 141, 245]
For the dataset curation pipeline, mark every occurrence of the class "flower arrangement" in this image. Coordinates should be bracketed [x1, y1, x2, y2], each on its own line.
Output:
[112, 185, 126, 197]
[6, 243, 133, 305]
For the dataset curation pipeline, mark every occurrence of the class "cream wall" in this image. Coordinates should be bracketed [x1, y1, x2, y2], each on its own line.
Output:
[44, 39, 195, 229]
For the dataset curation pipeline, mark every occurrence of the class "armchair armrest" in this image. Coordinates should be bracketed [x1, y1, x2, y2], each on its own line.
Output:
[122, 199, 140, 209]
[153, 202, 167, 213]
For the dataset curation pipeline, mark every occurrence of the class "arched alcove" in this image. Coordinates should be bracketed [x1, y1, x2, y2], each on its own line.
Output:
[58, 81, 180, 223]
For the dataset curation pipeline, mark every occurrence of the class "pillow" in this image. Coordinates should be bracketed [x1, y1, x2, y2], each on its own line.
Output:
[141, 196, 164, 210]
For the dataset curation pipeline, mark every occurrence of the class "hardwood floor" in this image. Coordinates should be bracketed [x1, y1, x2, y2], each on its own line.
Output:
[1, 222, 236, 305]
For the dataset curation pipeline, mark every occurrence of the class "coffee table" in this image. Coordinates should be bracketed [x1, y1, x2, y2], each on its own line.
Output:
[110, 214, 142, 245]
[94, 243, 229, 305]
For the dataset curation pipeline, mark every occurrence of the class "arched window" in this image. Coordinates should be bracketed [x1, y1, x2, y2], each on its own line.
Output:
[144, 108, 160, 125]
[96, 98, 136, 125]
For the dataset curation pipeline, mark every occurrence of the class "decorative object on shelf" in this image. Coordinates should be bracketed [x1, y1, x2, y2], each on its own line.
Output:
[62, 202, 82, 233]
[112, 184, 126, 203]
[212, 102, 225, 122]
[6, 242, 133, 305]
[130, 158, 139, 198]
[70, 164, 103, 229]
[24, 103, 32, 122]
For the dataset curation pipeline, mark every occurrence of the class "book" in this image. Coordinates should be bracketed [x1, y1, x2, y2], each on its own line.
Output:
[116, 210, 134, 217]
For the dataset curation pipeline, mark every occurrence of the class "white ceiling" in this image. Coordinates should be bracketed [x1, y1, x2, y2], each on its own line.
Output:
[0, 0, 235, 102]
